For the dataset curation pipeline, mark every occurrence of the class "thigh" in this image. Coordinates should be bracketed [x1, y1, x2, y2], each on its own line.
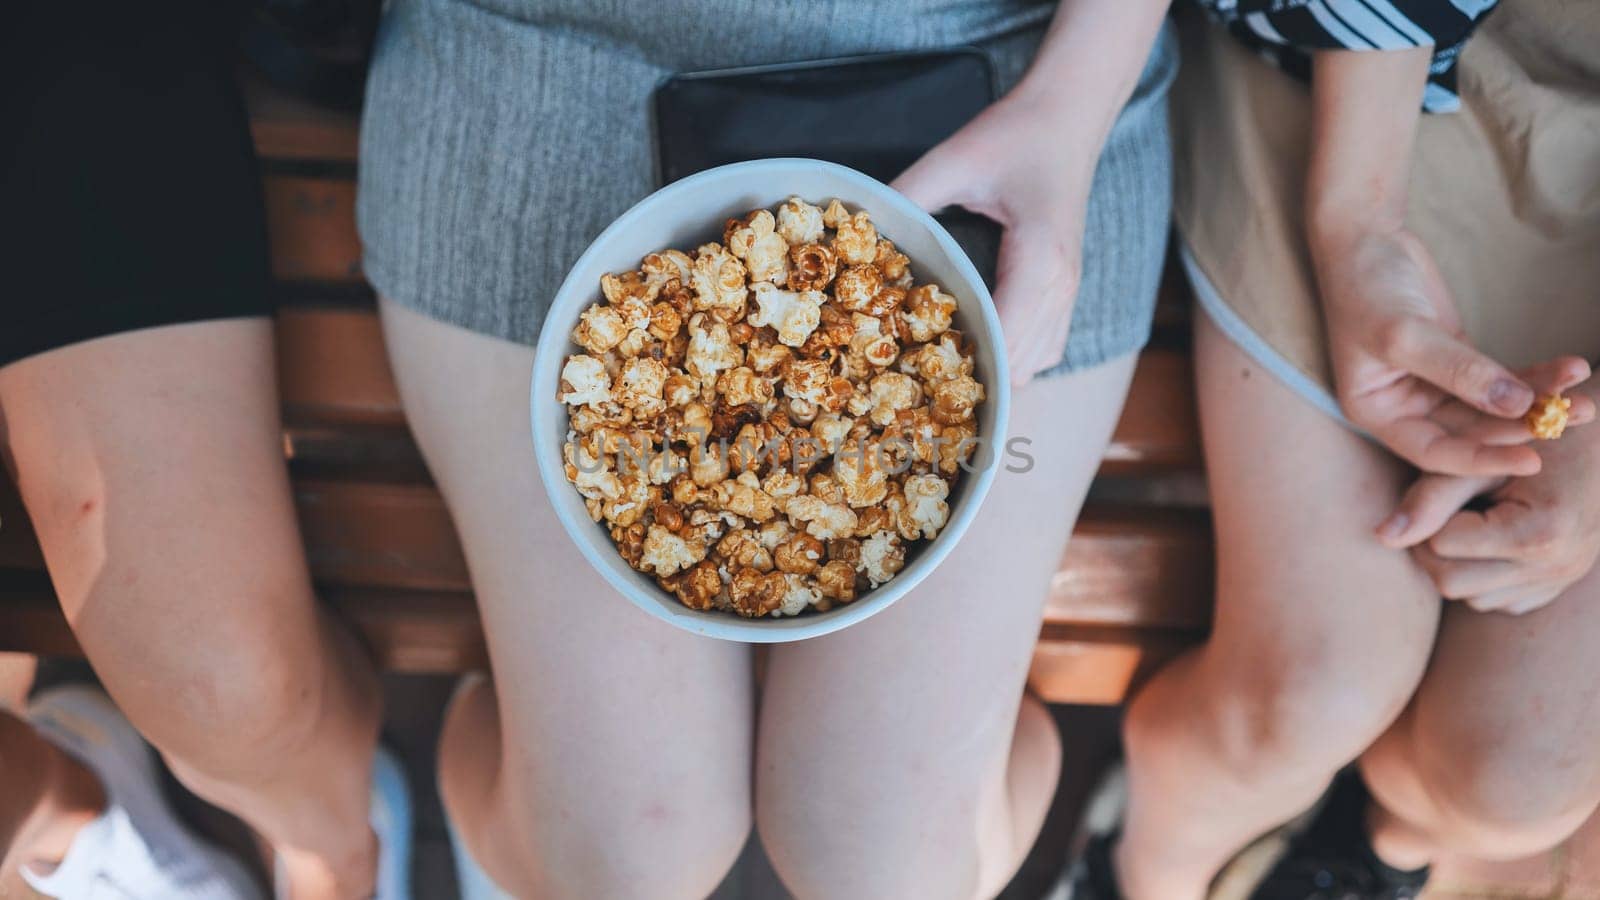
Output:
[1396, 565, 1600, 813]
[757, 352, 1137, 894]
[376, 299, 753, 838]
[0, 319, 327, 721]
[1190, 311, 1439, 748]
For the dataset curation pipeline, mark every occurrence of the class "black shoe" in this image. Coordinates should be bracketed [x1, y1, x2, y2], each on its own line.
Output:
[1050, 764, 1129, 900]
[1247, 771, 1428, 900]
[1053, 830, 1124, 900]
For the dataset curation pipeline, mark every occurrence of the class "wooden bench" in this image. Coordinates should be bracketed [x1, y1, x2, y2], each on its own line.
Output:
[0, 78, 1213, 706]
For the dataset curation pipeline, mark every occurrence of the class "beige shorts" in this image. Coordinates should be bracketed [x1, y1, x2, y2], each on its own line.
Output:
[1172, 0, 1600, 423]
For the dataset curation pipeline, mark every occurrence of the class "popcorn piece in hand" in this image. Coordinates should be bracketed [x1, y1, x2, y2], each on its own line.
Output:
[901, 284, 958, 342]
[787, 242, 837, 291]
[639, 523, 707, 577]
[823, 199, 878, 264]
[725, 210, 790, 285]
[729, 567, 787, 618]
[559, 354, 613, 407]
[899, 474, 950, 540]
[749, 283, 823, 348]
[777, 196, 825, 245]
[786, 493, 858, 540]
[572, 304, 627, 355]
[859, 530, 906, 588]
[691, 243, 749, 320]
[1527, 393, 1571, 440]
[930, 373, 984, 425]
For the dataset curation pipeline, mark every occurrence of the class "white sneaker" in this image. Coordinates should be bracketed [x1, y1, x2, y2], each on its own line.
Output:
[23, 684, 263, 900]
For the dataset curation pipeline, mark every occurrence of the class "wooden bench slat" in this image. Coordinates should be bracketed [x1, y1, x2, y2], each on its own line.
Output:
[276, 308, 405, 425]
[0, 572, 1196, 702]
[245, 75, 361, 164]
[265, 175, 363, 284]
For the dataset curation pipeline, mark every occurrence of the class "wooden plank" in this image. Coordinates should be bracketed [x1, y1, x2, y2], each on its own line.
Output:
[1028, 625, 1196, 705]
[264, 175, 363, 283]
[0, 573, 1201, 702]
[275, 308, 404, 425]
[245, 74, 360, 163]
[1100, 349, 1201, 475]
[293, 480, 468, 592]
[1046, 505, 1212, 630]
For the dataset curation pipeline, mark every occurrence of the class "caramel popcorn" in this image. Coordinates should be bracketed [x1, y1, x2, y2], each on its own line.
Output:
[749, 283, 824, 348]
[725, 210, 790, 285]
[558, 198, 984, 618]
[1527, 393, 1571, 440]
[691, 244, 749, 320]
[777, 196, 825, 245]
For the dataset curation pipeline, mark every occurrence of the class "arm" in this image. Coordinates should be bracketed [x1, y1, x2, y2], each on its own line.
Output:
[1299, 47, 1590, 476]
[893, 0, 1171, 386]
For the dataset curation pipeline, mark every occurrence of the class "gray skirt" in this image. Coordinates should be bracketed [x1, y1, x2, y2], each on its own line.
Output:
[357, 0, 1176, 375]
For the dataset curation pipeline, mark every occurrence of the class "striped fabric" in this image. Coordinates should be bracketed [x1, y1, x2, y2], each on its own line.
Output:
[1193, 0, 1499, 112]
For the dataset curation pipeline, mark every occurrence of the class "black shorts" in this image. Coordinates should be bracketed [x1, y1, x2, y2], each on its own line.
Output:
[1, 2, 271, 368]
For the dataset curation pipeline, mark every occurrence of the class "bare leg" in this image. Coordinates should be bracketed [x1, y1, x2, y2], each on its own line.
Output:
[1116, 313, 1441, 900]
[1363, 563, 1600, 866]
[0, 320, 382, 900]
[755, 353, 1136, 900]
[378, 298, 752, 900]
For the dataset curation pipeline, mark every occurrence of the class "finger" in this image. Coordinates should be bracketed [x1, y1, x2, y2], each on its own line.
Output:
[992, 221, 1080, 388]
[1500, 587, 1563, 616]
[1377, 473, 1500, 548]
[892, 148, 982, 216]
[1429, 392, 1596, 446]
[1376, 417, 1543, 477]
[1428, 500, 1540, 560]
[1377, 317, 1532, 417]
[1519, 355, 1593, 397]
[1413, 545, 1530, 599]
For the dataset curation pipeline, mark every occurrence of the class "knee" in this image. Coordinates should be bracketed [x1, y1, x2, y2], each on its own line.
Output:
[498, 776, 749, 900]
[1409, 734, 1599, 859]
[1165, 647, 1424, 786]
[142, 636, 350, 781]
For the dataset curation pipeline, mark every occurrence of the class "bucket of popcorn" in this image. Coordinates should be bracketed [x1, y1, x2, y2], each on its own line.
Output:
[532, 158, 1010, 642]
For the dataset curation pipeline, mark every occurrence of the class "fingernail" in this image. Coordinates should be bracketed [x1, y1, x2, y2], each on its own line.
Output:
[1377, 512, 1409, 542]
[1489, 379, 1533, 415]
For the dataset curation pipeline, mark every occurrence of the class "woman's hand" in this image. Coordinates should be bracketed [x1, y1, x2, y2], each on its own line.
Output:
[1312, 225, 1574, 476]
[1380, 378, 1600, 615]
[894, 94, 1093, 387]
[894, 0, 1170, 387]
